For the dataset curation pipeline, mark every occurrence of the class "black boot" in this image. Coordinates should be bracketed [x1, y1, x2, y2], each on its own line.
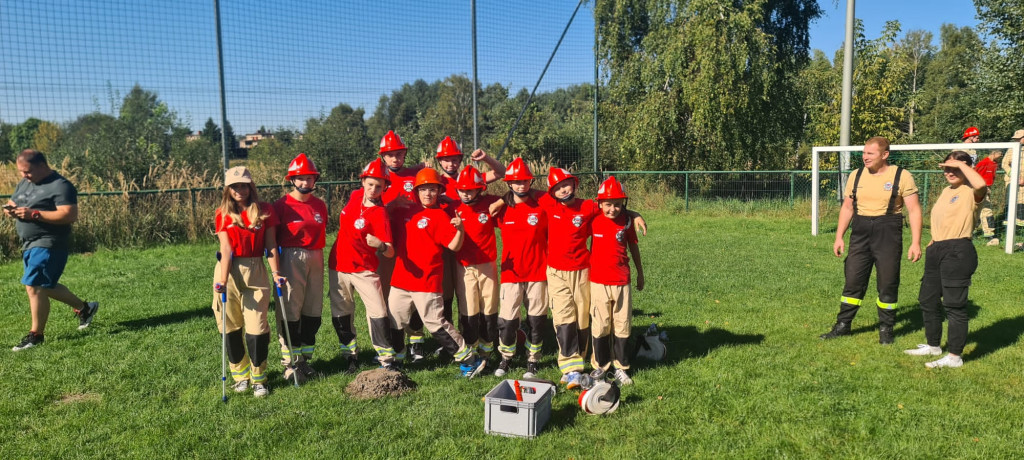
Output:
[878, 325, 894, 345]
[819, 322, 851, 339]
[345, 354, 359, 374]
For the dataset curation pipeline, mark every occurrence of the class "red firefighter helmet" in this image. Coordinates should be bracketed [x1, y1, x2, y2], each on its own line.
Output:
[413, 168, 445, 192]
[435, 136, 463, 158]
[359, 159, 391, 186]
[962, 126, 980, 139]
[546, 167, 578, 192]
[596, 176, 627, 200]
[285, 153, 319, 179]
[455, 165, 486, 190]
[378, 130, 408, 155]
[503, 158, 534, 181]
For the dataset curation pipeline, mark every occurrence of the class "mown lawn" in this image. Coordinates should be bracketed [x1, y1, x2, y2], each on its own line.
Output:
[2, 210, 1023, 458]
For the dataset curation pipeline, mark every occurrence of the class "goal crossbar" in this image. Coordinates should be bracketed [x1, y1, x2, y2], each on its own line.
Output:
[812, 142, 1023, 255]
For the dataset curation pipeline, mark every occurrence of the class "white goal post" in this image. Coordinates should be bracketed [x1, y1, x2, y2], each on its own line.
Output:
[812, 142, 1023, 255]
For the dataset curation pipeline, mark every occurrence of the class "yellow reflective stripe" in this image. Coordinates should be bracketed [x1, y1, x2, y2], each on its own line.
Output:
[528, 342, 542, 352]
[408, 335, 425, 344]
[251, 372, 267, 383]
[453, 347, 472, 361]
[876, 299, 897, 310]
[339, 341, 357, 352]
[840, 296, 862, 306]
[559, 359, 584, 372]
[498, 344, 516, 353]
[395, 352, 406, 360]
[477, 343, 494, 353]
[231, 364, 251, 377]
[301, 346, 315, 354]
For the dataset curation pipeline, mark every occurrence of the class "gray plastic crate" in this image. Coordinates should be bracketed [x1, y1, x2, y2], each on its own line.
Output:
[484, 379, 555, 439]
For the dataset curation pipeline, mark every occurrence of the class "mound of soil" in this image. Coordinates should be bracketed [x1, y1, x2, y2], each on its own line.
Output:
[345, 368, 417, 399]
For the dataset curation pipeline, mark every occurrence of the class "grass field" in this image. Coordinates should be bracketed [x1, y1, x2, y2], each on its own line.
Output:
[2, 209, 1023, 458]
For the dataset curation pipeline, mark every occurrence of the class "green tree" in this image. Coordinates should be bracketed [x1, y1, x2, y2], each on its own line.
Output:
[200, 118, 222, 144]
[897, 30, 935, 139]
[594, 0, 822, 171]
[298, 103, 373, 180]
[914, 24, 983, 142]
[8, 118, 43, 153]
[974, 0, 1024, 136]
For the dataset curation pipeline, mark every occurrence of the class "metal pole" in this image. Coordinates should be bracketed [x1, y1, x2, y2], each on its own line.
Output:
[471, 0, 479, 150]
[496, 0, 584, 160]
[812, 149, 820, 235]
[838, 0, 855, 199]
[593, 15, 599, 172]
[213, 0, 230, 170]
[1005, 143, 1022, 254]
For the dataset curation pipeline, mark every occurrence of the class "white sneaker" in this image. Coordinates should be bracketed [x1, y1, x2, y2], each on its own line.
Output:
[231, 380, 250, 393]
[925, 354, 963, 369]
[904, 344, 942, 356]
[253, 383, 269, 397]
[613, 368, 633, 385]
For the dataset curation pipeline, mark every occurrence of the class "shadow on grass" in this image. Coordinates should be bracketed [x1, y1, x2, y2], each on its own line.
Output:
[109, 305, 211, 333]
[966, 314, 1024, 362]
[632, 325, 765, 369]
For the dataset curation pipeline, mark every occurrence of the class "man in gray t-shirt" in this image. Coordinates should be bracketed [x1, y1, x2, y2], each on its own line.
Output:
[3, 149, 99, 351]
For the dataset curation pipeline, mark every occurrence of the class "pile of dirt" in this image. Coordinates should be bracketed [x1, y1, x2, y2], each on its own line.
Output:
[345, 368, 417, 399]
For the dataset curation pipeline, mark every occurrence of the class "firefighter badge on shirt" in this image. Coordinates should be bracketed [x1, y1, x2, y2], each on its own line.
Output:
[417, 217, 429, 229]
[314, 213, 323, 224]
[950, 195, 959, 204]
[616, 229, 626, 242]
[477, 213, 489, 224]
[354, 218, 366, 230]
[884, 182, 893, 191]
[527, 214, 539, 226]
[572, 215, 583, 228]
[404, 182, 414, 192]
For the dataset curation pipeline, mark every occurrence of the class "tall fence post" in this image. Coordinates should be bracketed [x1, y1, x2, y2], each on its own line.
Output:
[922, 173, 929, 211]
[789, 171, 795, 207]
[326, 185, 334, 231]
[189, 188, 197, 240]
[684, 173, 690, 212]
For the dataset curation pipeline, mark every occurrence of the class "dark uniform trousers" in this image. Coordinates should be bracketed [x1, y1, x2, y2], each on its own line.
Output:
[838, 213, 904, 327]
[918, 239, 977, 355]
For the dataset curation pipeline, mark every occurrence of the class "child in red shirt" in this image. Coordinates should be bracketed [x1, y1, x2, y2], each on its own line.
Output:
[328, 159, 398, 371]
[492, 158, 549, 378]
[588, 176, 644, 385]
[273, 153, 328, 382]
[213, 166, 286, 398]
[451, 165, 501, 364]
[388, 168, 485, 378]
[973, 150, 1002, 245]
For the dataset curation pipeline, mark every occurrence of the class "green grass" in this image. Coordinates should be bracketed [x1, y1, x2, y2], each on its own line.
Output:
[2, 210, 1023, 458]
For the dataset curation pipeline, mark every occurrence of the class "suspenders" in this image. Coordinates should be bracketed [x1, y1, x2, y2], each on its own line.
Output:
[851, 166, 903, 216]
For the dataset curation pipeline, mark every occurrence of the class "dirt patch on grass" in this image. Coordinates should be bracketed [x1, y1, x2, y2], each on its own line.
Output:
[345, 368, 417, 399]
[55, 392, 102, 405]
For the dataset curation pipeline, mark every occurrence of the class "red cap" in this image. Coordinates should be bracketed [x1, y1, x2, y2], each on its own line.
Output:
[359, 159, 390, 186]
[503, 158, 534, 181]
[379, 130, 407, 155]
[435, 136, 463, 158]
[962, 126, 980, 139]
[285, 153, 319, 179]
[596, 176, 627, 200]
[455, 165, 486, 190]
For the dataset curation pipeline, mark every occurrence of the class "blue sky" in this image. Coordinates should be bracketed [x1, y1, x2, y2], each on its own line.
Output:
[0, 1, 981, 135]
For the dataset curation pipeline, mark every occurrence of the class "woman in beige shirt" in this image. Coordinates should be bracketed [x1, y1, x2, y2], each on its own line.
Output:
[904, 151, 987, 368]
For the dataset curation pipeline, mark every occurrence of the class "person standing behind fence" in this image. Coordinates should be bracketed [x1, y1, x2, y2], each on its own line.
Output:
[212, 166, 286, 397]
[960, 126, 980, 164]
[973, 149, 1002, 246]
[272, 153, 327, 382]
[904, 151, 986, 368]
[822, 136, 922, 344]
[5, 149, 99, 351]
[1001, 129, 1024, 233]
[328, 159, 397, 372]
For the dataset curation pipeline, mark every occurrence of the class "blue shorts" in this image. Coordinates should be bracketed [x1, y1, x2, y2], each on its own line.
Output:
[21, 247, 69, 288]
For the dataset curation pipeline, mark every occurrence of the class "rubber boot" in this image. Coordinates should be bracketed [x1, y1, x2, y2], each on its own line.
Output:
[877, 307, 896, 345]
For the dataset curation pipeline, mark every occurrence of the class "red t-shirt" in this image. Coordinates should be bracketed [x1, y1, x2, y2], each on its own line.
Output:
[538, 194, 598, 271]
[346, 164, 425, 206]
[497, 197, 548, 283]
[453, 195, 500, 266]
[273, 194, 328, 250]
[391, 205, 458, 293]
[975, 157, 998, 187]
[329, 200, 393, 273]
[589, 212, 638, 286]
[215, 203, 278, 258]
[439, 171, 461, 201]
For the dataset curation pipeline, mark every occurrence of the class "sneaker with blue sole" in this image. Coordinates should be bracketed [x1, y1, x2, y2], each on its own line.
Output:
[459, 356, 486, 379]
[565, 371, 582, 390]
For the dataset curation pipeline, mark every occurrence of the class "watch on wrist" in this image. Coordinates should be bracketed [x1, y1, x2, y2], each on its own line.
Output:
[31, 210, 41, 220]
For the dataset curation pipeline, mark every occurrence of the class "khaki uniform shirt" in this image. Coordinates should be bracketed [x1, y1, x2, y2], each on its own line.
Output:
[930, 185, 978, 241]
[843, 166, 919, 216]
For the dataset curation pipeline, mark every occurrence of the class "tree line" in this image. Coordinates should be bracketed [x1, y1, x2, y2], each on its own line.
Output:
[1, 0, 1021, 188]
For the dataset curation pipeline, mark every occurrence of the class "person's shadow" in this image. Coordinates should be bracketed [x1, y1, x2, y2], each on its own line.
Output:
[632, 325, 765, 368]
[849, 301, 982, 337]
[966, 314, 1024, 361]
